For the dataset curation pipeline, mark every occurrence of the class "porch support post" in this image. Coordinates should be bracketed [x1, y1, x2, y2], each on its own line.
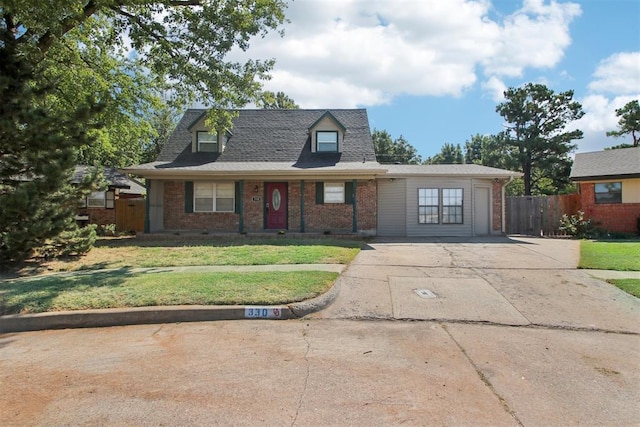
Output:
[144, 180, 150, 233]
[352, 179, 358, 233]
[238, 180, 244, 233]
[300, 180, 305, 233]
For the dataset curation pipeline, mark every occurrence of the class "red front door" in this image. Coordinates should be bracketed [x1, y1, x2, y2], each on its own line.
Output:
[266, 183, 287, 229]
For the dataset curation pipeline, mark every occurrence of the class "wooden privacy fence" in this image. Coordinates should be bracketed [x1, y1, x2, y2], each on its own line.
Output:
[506, 194, 580, 236]
[116, 198, 146, 233]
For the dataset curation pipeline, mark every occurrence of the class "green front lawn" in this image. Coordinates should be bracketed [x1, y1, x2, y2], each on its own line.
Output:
[579, 240, 640, 299]
[579, 240, 640, 271]
[0, 270, 339, 315]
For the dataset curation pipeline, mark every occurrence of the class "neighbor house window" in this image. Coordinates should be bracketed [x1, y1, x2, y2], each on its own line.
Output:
[324, 182, 345, 203]
[197, 131, 218, 152]
[316, 131, 338, 152]
[418, 188, 439, 224]
[442, 189, 463, 224]
[194, 182, 234, 212]
[87, 191, 106, 208]
[105, 190, 115, 209]
[595, 182, 622, 204]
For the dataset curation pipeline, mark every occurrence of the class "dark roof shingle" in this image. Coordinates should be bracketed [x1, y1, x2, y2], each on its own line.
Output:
[157, 109, 377, 166]
[570, 147, 640, 180]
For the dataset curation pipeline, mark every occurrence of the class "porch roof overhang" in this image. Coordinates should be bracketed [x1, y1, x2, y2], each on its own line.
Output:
[380, 164, 523, 179]
[123, 161, 387, 180]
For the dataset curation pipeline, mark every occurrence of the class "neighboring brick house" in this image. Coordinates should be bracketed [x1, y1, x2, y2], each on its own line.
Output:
[75, 166, 145, 227]
[570, 147, 640, 234]
[125, 109, 520, 237]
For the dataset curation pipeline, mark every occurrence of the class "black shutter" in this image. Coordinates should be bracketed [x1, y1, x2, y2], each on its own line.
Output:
[345, 181, 354, 205]
[235, 181, 242, 213]
[315, 182, 324, 204]
[185, 181, 194, 213]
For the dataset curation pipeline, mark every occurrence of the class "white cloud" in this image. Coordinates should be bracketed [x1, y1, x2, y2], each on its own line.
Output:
[235, 0, 582, 107]
[587, 52, 640, 95]
[482, 76, 508, 102]
[570, 51, 640, 152]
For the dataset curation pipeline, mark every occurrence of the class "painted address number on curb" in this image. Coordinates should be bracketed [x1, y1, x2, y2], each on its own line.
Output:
[245, 307, 282, 319]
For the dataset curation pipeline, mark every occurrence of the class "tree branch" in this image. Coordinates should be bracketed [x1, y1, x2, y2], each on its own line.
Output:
[167, 0, 203, 5]
[109, 6, 179, 59]
[36, 0, 100, 55]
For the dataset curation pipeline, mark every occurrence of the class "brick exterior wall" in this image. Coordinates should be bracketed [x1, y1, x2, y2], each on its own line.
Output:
[492, 181, 503, 232]
[82, 207, 116, 226]
[579, 183, 640, 234]
[164, 181, 240, 231]
[162, 179, 377, 234]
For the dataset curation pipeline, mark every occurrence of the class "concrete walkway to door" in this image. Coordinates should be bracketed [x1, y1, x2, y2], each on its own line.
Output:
[310, 236, 640, 333]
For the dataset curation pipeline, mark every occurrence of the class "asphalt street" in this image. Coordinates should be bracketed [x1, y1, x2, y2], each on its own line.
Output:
[1, 236, 639, 426]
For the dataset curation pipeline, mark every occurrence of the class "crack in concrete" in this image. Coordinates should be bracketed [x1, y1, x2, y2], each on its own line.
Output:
[313, 316, 640, 336]
[441, 323, 525, 427]
[291, 323, 311, 427]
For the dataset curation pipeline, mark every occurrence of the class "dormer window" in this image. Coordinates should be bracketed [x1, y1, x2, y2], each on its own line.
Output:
[197, 131, 218, 152]
[316, 131, 338, 152]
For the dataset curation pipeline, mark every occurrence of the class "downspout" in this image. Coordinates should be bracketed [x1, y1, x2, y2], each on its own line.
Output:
[501, 176, 514, 234]
[352, 179, 358, 233]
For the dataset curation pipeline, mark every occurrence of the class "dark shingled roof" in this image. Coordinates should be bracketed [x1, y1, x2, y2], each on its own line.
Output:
[73, 166, 134, 189]
[570, 147, 640, 181]
[156, 109, 377, 167]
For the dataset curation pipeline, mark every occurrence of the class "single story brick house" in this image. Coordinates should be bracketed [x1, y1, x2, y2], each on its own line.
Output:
[75, 166, 146, 227]
[570, 147, 640, 234]
[124, 109, 520, 237]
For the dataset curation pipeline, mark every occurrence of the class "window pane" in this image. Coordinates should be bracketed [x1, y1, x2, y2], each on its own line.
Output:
[195, 198, 214, 212]
[87, 191, 105, 208]
[594, 182, 622, 204]
[317, 131, 338, 152]
[216, 198, 234, 212]
[442, 188, 463, 224]
[197, 131, 218, 152]
[418, 188, 439, 224]
[324, 182, 345, 203]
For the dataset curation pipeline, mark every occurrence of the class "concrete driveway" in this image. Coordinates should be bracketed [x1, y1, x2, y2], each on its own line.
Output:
[1, 236, 639, 426]
[312, 236, 640, 334]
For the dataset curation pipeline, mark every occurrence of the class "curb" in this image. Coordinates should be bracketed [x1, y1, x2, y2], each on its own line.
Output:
[0, 282, 343, 334]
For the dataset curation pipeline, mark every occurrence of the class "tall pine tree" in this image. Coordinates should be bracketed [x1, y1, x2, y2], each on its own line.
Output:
[0, 25, 100, 266]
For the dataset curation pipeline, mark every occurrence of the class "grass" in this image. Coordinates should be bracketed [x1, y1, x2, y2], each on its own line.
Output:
[0, 270, 339, 315]
[578, 240, 640, 299]
[578, 240, 640, 271]
[606, 279, 640, 299]
[0, 236, 362, 314]
[13, 237, 363, 275]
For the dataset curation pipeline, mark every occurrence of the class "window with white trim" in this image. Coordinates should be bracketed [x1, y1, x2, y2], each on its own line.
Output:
[105, 190, 115, 209]
[197, 131, 218, 152]
[317, 131, 338, 152]
[595, 182, 622, 204]
[324, 182, 345, 203]
[194, 182, 234, 212]
[442, 189, 463, 224]
[418, 188, 439, 224]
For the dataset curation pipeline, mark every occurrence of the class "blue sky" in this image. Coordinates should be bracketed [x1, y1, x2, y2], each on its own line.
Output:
[236, 0, 640, 159]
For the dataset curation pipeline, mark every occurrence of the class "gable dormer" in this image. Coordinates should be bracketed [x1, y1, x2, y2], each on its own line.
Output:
[187, 111, 229, 154]
[308, 111, 347, 154]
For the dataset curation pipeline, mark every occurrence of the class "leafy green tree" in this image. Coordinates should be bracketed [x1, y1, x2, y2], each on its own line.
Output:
[372, 129, 422, 164]
[0, 0, 286, 265]
[258, 91, 299, 109]
[426, 143, 464, 164]
[606, 99, 640, 147]
[496, 83, 584, 195]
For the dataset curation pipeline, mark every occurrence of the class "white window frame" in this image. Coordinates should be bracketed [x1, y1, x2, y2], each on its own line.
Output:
[316, 131, 338, 152]
[87, 191, 106, 208]
[105, 190, 115, 209]
[324, 182, 345, 204]
[418, 188, 439, 224]
[442, 188, 463, 224]
[194, 182, 235, 212]
[197, 131, 218, 152]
